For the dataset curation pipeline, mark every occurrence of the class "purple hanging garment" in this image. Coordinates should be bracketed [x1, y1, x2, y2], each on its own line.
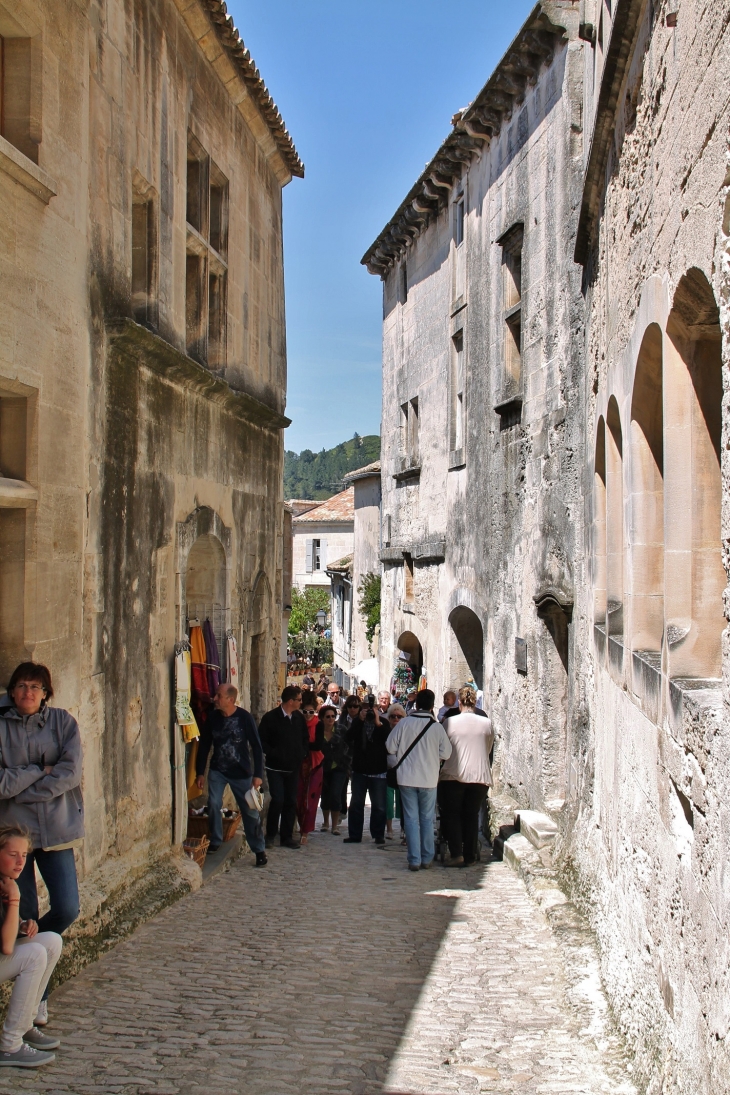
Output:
[203, 618, 221, 696]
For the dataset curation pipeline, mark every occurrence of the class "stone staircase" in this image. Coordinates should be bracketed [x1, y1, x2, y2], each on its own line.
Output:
[492, 807, 558, 863]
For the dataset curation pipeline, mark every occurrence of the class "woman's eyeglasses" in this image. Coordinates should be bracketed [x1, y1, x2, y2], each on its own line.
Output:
[303, 709, 315, 716]
[322, 711, 337, 718]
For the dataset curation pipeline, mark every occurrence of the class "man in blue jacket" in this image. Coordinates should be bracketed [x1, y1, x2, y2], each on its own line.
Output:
[195, 684, 267, 866]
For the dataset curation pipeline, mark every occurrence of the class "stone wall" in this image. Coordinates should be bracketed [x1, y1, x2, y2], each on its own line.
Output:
[570, 1, 730, 1091]
[0, 0, 296, 977]
[375, 3, 585, 798]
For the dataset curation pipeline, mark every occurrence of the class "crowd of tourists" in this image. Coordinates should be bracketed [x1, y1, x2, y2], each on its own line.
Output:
[0, 659, 493, 1070]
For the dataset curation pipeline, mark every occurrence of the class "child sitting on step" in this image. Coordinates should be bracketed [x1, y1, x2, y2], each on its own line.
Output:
[0, 824, 62, 1069]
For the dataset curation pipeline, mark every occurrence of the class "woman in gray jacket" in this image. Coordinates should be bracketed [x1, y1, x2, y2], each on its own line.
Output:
[0, 663, 83, 1027]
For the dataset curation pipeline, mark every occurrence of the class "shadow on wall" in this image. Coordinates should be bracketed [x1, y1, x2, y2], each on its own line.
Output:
[448, 606, 484, 689]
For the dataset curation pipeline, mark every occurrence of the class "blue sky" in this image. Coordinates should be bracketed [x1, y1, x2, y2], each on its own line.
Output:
[228, 1, 537, 453]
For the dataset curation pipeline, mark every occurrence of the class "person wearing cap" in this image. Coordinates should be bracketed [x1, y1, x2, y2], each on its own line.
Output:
[195, 683, 267, 867]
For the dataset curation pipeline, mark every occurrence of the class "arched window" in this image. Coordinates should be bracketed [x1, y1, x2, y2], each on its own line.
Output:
[629, 324, 664, 655]
[594, 417, 607, 628]
[665, 269, 724, 679]
[448, 606, 484, 689]
[606, 397, 624, 642]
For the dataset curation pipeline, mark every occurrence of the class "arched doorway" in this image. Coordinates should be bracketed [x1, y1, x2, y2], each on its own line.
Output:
[186, 532, 227, 656]
[448, 605, 484, 690]
[396, 630, 423, 690]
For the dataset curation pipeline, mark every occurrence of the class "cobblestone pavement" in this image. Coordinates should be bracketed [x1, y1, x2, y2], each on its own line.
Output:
[1, 817, 636, 1095]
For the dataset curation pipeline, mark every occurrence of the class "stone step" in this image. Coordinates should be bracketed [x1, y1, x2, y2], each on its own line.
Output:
[491, 823, 519, 861]
[503, 833, 534, 870]
[515, 809, 558, 850]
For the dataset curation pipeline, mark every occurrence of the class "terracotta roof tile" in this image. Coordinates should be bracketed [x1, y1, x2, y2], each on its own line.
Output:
[292, 487, 354, 524]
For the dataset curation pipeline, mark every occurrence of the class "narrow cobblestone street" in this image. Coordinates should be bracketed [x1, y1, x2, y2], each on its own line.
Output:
[2, 819, 636, 1095]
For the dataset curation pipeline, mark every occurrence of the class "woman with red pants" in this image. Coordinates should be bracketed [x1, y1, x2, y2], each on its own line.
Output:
[296, 693, 325, 844]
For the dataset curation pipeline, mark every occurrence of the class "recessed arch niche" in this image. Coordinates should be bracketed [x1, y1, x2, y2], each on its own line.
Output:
[396, 630, 423, 683]
[249, 572, 272, 721]
[606, 396, 624, 641]
[629, 323, 664, 655]
[448, 605, 484, 690]
[664, 268, 724, 679]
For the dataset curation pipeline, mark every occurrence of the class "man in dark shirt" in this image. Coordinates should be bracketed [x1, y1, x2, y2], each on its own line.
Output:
[257, 685, 309, 849]
[195, 683, 267, 866]
[342, 702, 389, 846]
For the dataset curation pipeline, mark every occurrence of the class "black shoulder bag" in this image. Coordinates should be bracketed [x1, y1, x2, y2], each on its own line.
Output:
[386, 718, 435, 789]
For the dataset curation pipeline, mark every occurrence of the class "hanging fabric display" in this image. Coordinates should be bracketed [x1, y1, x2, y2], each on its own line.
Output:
[174, 644, 199, 743]
[203, 618, 221, 696]
[392, 661, 414, 699]
[190, 623, 211, 728]
[226, 631, 239, 688]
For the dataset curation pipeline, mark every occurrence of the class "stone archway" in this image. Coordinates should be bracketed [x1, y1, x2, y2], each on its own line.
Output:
[396, 630, 423, 683]
[448, 605, 484, 690]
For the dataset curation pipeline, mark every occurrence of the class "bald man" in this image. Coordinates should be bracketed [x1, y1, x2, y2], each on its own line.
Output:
[195, 683, 267, 865]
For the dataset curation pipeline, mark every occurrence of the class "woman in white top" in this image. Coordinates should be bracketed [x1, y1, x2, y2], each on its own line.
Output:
[438, 686, 494, 866]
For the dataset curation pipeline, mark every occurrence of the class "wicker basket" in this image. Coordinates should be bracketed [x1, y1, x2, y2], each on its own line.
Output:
[222, 812, 241, 841]
[186, 811, 241, 842]
[186, 814, 209, 840]
[183, 836, 209, 868]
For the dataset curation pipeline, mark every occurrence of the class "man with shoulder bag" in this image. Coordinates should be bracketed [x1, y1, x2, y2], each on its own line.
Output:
[386, 689, 451, 871]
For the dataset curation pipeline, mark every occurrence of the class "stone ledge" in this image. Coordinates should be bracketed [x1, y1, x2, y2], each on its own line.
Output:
[0, 135, 57, 203]
[0, 476, 38, 508]
[107, 319, 290, 430]
[516, 809, 559, 849]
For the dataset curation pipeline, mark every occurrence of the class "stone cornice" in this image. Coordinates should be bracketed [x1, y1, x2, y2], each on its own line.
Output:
[362, 2, 578, 277]
[174, 0, 304, 183]
[574, 0, 645, 264]
[107, 319, 291, 431]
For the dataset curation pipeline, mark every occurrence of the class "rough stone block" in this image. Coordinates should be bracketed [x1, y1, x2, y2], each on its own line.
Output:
[515, 810, 558, 849]
[503, 833, 534, 870]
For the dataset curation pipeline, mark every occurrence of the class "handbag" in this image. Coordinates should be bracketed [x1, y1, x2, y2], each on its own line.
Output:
[386, 718, 435, 789]
[244, 785, 264, 812]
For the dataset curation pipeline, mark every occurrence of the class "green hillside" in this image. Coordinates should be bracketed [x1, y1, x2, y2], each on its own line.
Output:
[284, 434, 380, 501]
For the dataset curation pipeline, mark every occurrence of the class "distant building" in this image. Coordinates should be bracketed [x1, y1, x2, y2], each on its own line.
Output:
[327, 462, 382, 690]
[291, 488, 354, 590]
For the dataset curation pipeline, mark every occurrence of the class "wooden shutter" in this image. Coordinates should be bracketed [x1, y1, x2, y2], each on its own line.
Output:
[319, 538, 327, 570]
[305, 538, 313, 573]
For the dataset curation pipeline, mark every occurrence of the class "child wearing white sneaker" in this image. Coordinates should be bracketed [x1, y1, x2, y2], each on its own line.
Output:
[0, 825, 62, 1069]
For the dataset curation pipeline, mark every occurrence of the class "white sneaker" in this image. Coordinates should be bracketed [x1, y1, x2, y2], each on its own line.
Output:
[34, 1001, 48, 1027]
[0, 1043, 55, 1068]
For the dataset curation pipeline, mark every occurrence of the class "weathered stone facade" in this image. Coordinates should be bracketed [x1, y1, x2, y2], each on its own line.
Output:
[365, 0, 730, 1091]
[364, 1, 585, 806]
[0, 0, 299, 971]
[573, 1, 730, 1091]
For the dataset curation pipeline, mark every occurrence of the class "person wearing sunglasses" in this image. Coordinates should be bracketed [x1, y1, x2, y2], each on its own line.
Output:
[0, 662, 84, 1029]
[318, 708, 350, 835]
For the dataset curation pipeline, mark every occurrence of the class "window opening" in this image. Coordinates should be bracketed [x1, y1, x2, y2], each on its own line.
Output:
[0, 33, 39, 163]
[451, 331, 465, 454]
[454, 197, 465, 247]
[185, 132, 228, 368]
[500, 224, 523, 387]
[403, 553, 414, 605]
[132, 179, 158, 328]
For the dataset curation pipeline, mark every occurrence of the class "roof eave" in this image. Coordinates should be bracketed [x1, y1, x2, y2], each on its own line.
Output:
[361, 3, 578, 276]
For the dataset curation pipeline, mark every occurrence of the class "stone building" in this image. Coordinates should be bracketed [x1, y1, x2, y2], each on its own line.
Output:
[573, 0, 730, 1091]
[365, 0, 730, 1091]
[363, 1, 585, 798]
[0, 0, 300, 966]
[291, 487, 354, 590]
[327, 461, 381, 689]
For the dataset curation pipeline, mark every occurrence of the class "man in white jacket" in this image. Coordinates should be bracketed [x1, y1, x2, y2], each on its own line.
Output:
[386, 689, 451, 871]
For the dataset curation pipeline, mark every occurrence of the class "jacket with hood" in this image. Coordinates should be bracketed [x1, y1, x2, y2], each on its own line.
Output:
[0, 704, 84, 850]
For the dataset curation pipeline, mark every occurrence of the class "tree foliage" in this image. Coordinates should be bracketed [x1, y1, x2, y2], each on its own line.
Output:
[284, 434, 380, 501]
[288, 586, 333, 666]
[288, 586, 330, 635]
[358, 572, 381, 651]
